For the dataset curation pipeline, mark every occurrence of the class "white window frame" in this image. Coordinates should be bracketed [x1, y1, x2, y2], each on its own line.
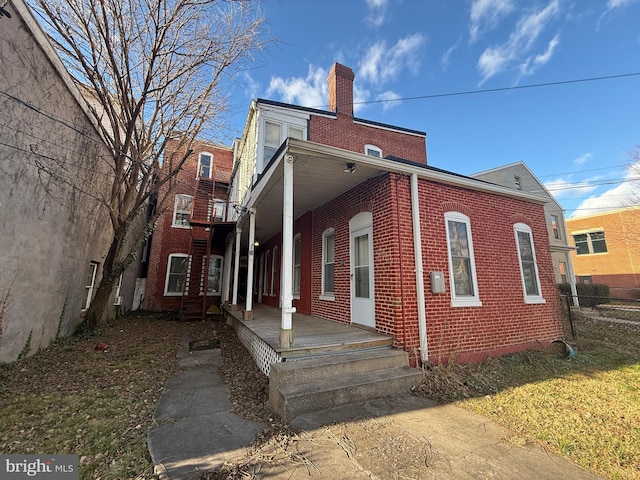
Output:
[113, 272, 123, 306]
[270, 246, 278, 297]
[365, 144, 382, 158]
[172, 194, 193, 228]
[293, 233, 301, 298]
[514, 223, 545, 304]
[202, 255, 223, 295]
[550, 214, 560, 240]
[213, 198, 226, 222]
[164, 253, 189, 296]
[197, 152, 213, 179]
[444, 212, 482, 307]
[320, 228, 335, 300]
[263, 249, 270, 295]
[258, 113, 308, 174]
[83, 262, 99, 310]
[572, 230, 608, 255]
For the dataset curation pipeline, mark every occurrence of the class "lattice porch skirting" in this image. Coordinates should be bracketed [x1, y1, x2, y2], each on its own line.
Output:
[227, 315, 282, 377]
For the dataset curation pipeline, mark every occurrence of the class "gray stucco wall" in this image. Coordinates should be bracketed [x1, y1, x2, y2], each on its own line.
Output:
[0, 0, 115, 362]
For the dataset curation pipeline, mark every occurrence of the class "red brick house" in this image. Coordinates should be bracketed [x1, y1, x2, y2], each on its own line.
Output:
[225, 63, 563, 367]
[144, 138, 234, 315]
[146, 63, 564, 370]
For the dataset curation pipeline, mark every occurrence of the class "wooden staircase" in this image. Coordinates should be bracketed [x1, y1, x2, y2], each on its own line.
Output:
[179, 178, 215, 321]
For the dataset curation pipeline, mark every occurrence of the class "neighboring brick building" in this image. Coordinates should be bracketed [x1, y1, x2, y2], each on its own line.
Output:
[223, 62, 564, 365]
[144, 138, 234, 312]
[566, 206, 640, 298]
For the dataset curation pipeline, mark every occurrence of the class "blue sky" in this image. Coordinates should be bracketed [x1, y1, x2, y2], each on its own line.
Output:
[226, 0, 640, 218]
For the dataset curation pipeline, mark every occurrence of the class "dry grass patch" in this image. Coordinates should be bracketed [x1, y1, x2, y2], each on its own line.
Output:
[415, 316, 640, 480]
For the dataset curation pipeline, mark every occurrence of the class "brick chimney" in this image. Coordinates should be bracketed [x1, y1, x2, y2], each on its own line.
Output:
[327, 63, 355, 117]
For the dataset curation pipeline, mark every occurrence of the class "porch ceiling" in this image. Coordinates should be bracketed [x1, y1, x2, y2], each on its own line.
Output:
[238, 142, 384, 246]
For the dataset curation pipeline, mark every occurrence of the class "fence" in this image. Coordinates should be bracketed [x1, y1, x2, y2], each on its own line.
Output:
[559, 294, 640, 353]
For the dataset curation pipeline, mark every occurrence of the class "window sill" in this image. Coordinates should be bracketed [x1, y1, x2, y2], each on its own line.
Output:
[164, 292, 183, 296]
[450, 298, 483, 308]
[171, 224, 191, 229]
[319, 295, 335, 301]
[524, 296, 546, 304]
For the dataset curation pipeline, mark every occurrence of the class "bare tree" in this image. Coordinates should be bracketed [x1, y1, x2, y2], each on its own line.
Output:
[31, 0, 267, 329]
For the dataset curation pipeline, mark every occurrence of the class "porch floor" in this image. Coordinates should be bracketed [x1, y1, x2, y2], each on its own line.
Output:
[224, 304, 394, 359]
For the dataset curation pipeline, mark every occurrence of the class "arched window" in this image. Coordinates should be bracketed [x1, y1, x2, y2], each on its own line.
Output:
[444, 211, 481, 307]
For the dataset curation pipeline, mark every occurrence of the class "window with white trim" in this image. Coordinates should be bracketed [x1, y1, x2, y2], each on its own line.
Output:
[514, 223, 545, 304]
[263, 249, 270, 295]
[444, 212, 482, 307]
[293, 234, 301, 296]
[198, 152, 212, 179]
[573, 231, 608, 255]
[113, 273, 123, 306]
[172, 194, 192, 227]
[270, 246, 278, 296]
[165, 254, 188, 295]
[83, 262, 99, 310]
[365, 144, 382, 158]
[213, 198, 226, 222]
[322, 228, 335, 298]
[264, 121, 281, 164]
[550, 214, 560, 240]
[203, 255, 223, 295]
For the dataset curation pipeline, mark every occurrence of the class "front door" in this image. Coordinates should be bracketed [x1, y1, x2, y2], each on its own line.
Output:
[350, 220, 375, 328]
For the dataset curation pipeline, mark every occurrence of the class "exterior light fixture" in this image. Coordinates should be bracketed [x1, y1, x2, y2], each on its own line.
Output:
[253, 240, 260, 247]
[343, 162, 357, 174]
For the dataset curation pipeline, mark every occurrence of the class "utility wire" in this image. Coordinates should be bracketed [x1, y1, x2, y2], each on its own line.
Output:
[348, 72, 640, 107]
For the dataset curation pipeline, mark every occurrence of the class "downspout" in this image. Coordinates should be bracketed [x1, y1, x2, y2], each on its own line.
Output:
[410, 173, 428, 363]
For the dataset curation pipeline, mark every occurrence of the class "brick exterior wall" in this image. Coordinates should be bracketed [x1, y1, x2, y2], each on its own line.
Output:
[144, 139, 233, 311]
[566, 208, 640, 298]
[307, 173, 562, 365]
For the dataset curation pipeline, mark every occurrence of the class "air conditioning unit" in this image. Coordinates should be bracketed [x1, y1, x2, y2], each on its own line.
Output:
[113, 296, 122, 306]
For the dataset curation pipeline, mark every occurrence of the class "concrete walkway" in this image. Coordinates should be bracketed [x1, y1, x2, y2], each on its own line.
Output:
[147, 337, 266, 479]
[148, 336, 603, 479]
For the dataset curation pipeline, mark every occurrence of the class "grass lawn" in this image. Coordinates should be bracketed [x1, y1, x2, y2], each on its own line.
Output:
[417, 311, 640, 480]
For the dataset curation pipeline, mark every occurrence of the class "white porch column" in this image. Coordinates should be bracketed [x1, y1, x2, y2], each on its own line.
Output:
[411, 173, 429, 364]
[221, 237, 233, 304]
[231, 227, 242, 310]
[280, 153, 295, 348]
[245, 208, 256, 320]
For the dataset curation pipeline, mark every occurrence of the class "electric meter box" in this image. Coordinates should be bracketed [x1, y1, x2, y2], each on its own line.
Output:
[430, 271, 445, 294]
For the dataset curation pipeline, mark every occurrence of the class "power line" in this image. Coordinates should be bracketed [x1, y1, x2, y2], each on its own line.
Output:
[349, 72, 640, 107]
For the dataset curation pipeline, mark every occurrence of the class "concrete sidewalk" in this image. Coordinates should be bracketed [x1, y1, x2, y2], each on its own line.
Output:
[148, 337, 603, 479]
[147, 337, 266, 479]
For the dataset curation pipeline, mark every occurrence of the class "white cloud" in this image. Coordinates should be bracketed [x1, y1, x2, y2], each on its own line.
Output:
[376, 91, 401, 111]
[573, 153, 593, 166]
[477, 0, 561, 83]
[358, 33, 426, 86]
[598, 0, 639, 28]
[365, 0, 390, 27]
[570, 162, 640, 217]
[266, 64, 328, 109]
[441, 42, 459, 71]
[469, 0, 515, 43]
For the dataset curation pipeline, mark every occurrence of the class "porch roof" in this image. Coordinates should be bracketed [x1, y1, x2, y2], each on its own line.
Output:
[237, 138, 549, 245]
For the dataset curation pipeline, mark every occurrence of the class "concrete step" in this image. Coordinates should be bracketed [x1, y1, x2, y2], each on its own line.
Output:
[269, 349, 422, 419]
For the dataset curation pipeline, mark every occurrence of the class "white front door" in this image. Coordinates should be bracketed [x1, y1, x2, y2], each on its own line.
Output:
[350, 220, 375, 328]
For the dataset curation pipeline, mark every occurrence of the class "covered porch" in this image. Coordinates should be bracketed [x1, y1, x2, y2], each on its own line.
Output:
[223, 304, 394, 377]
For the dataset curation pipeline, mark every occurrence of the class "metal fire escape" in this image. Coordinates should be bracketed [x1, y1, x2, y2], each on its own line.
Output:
[179, 176, 217, 321]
